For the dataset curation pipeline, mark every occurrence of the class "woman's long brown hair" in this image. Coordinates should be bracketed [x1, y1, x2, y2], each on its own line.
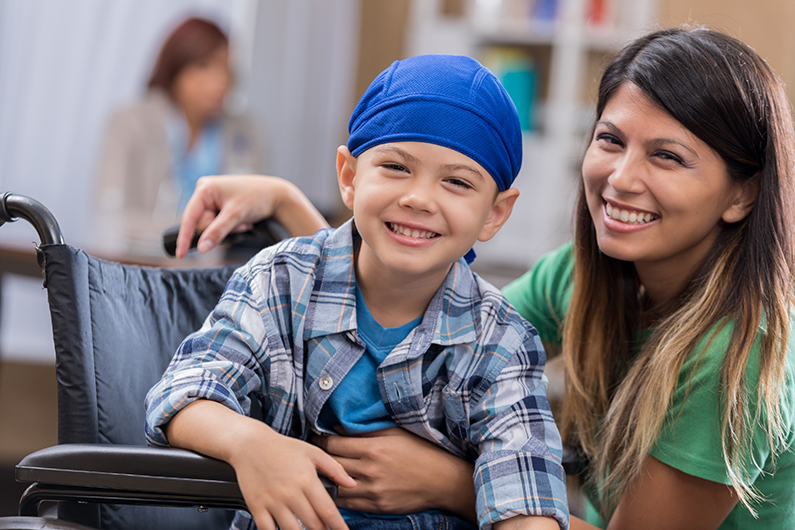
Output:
[562, 27, 795, 518]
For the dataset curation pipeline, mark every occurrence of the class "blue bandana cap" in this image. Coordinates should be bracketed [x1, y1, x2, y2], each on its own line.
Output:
[347, 54, 523, 191]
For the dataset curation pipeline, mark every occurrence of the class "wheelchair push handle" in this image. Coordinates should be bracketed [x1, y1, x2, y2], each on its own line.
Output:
[0, 192, 64, 245]
[163, 218, 289, 257]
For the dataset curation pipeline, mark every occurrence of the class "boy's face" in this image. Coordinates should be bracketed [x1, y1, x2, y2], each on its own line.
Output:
[337, 141, 519, 284]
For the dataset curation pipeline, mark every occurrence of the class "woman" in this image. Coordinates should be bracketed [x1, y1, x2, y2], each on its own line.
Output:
[171, 27, 795, 529]
[94, 17, 261, 255]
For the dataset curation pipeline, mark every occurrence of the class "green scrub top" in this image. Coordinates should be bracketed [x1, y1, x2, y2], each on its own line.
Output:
[503, 242, 795, 529]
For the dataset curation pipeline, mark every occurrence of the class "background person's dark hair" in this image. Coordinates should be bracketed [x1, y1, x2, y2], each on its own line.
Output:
[148, 17, 229, 97]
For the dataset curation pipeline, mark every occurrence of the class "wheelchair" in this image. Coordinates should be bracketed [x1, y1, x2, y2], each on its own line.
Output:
[0, 192, 586, 529]
[0, 192, 332, 530]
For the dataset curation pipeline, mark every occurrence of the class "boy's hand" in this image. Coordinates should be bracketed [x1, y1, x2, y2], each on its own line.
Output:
[312, 428, 476, 523]
[230, 423, 356, 530]
[164, 399, 354, 530]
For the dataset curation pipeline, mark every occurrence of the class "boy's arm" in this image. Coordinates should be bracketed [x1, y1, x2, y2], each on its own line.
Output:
[470, 334, 569, 530]
[494, 516, 561, 530]
[164, 399, 354, 530]
[144, 261, 353, 530]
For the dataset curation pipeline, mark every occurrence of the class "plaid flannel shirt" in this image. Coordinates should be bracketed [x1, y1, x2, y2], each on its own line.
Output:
[145, 219, 569, 530]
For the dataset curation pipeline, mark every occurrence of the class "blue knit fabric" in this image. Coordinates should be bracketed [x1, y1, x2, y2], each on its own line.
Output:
[347, 54, 523, 191]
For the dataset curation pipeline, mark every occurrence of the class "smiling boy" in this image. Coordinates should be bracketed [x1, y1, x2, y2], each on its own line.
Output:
[145, 55, 568, 530]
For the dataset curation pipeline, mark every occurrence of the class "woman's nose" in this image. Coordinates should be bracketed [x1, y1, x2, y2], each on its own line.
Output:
[607, 153, 646, 194]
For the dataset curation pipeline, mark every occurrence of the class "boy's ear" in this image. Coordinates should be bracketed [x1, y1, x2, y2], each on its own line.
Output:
[478, 188, 520, 242]
[722, 173, 760, 224]
[336, 145, 357, 210]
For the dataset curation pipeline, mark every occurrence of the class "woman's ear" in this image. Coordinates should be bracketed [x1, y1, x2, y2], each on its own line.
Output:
[722, 174, 760, 224]
[478, 188, 520, 242]
[336, 145, 357, 210]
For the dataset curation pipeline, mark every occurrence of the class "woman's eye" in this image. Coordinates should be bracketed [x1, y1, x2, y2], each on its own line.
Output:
[595, 132, 622, 146]
[653, 150, 685, 165]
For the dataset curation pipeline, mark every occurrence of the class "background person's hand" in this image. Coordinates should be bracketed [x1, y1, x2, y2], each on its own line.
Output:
[175, 175, 329, 258]
[312, 427, 477, 523]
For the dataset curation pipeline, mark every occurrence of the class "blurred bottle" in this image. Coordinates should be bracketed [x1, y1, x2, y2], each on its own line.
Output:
[483, 48, 538, 133]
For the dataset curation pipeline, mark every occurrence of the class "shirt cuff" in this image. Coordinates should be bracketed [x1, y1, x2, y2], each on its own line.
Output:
[474, 449, 569, 530]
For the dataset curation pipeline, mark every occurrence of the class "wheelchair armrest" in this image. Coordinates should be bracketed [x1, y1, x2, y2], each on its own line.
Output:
[16, 444, 338, 503]
[16, 444, 243, 499]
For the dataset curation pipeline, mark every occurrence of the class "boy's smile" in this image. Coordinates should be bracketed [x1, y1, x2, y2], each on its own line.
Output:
[386, 222, 439, 240]
[337, 141, 518, 296]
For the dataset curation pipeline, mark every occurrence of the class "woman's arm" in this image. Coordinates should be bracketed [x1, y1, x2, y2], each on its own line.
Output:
[175, 175, 330, 258]
[313, 428, 478, 523]
[599, 455, 737, 530]
[568, 455, 737, 530]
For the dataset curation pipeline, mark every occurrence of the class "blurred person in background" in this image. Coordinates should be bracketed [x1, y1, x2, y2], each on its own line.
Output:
[93, 17, 262, 255]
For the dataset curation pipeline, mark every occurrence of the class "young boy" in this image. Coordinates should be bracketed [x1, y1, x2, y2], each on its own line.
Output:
[145, 55, 568, 530]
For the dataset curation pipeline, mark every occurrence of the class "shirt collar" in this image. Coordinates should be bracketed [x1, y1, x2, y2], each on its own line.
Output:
[303, 218, 480, 346]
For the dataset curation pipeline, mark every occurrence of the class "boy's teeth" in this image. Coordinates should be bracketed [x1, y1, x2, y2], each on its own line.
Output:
[605, 203, 658, 225]
[389, 223, 437, 239]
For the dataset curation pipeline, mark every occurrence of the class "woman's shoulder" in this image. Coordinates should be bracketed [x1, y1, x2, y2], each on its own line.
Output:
[687, 313, 795, 374]
[106, 90, 171, 134]
[653, 314, 795, 494]
[501, 241, 574, 346]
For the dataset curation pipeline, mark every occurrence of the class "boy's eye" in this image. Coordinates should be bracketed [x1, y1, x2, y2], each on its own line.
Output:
[382, 163, 408, 172]
[446, 177, 473, 189]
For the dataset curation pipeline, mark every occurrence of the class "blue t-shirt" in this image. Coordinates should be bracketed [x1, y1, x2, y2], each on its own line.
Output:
[319, 286, 426, 522]
[319, 286, 421, 434]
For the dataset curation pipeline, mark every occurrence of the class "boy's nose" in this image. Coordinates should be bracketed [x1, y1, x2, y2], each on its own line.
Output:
[398, 182, 437, 213]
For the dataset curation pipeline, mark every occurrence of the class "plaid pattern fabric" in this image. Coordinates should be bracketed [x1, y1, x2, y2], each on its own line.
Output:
[145, 220, 569, 530]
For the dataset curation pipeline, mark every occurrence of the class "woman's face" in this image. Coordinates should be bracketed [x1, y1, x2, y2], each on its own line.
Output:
[172, 45, 231, 120]
[582, 82, 746, 290]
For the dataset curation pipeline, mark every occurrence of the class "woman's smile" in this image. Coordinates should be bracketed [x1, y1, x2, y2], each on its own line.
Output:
[582, 83, 743, 287]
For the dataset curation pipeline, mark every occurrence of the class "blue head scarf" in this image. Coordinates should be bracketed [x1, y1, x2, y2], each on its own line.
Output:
[347, 54, 523, 192]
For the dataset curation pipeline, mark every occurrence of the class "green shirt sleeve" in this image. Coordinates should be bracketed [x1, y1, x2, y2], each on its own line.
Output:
[502, 241, 574, 346]
[651, 320, 795, 529]
[651, 323, 779, 484]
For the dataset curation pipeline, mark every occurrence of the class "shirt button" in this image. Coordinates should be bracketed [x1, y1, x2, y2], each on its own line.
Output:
[318, 376, 333, 391]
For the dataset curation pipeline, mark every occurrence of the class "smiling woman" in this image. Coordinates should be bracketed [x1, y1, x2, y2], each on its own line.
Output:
[582, 83, 758, 305]
[544, 27, 795, 529]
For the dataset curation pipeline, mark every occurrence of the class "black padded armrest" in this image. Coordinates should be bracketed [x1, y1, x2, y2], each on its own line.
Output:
[16, 444, 337, 506]
[16, 445, 243, 500]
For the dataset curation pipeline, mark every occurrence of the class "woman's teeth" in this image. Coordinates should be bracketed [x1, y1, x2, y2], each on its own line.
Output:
[388, 223, 438, 239]
[606, 203, 658, 225]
